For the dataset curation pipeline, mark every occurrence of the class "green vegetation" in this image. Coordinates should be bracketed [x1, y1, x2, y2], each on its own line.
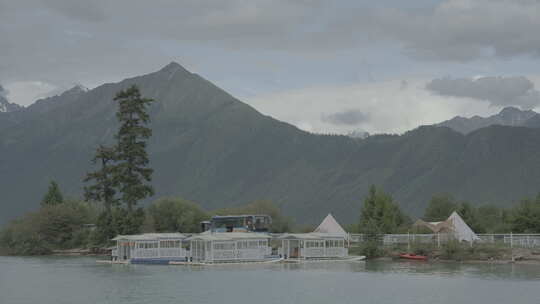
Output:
[41, 181, 64, 206]
[352, 188, 540, 259]
[0, 200, 99, 255]
[439, 241, 510, 261]
[145, 197, 209, 233]
[112, 85, 155, 211]
[357, 185, 410, 258]
[358, 185, 410, 234]
[509, 194, 540, 233]
[84, 85, 155, 239]
[423, 193, 457, 222]
[422, 194, 511, 233]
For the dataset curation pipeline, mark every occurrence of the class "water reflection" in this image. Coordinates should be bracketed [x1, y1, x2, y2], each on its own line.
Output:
[1, 256, 540, 304]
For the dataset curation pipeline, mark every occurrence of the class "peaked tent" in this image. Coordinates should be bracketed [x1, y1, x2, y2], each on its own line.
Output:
[447, 211, 479, 242]
[413, 211, 479, 243]
[314, 214, 348, 237]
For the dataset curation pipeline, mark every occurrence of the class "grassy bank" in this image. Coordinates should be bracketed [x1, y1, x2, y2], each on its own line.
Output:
[349, 241, 540, 263]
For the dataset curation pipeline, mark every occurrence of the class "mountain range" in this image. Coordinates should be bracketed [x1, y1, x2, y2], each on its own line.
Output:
[2, 62, 540, 226]
[437, 106, 540, 134]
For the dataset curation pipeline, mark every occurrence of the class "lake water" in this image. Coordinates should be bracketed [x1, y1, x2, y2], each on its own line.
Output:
[1, 256, 540, 304]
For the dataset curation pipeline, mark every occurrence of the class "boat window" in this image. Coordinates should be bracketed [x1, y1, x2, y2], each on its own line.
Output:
[214, 242, 235, 250]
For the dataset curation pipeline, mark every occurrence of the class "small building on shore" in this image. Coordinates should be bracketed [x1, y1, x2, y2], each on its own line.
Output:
[112, 233, 188, 264]
[185, 232, 272, 263]
[413, 211, 479, 243]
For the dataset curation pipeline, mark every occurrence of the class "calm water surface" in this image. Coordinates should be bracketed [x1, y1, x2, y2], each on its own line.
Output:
[1, 256, 540, 304]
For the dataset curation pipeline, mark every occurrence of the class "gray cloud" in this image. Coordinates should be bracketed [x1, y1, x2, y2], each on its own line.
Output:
[1, 0, 540, 85]
[2, 0, 540, 110]
[364, 0, 540, 62]
[426, 76, 540, 109]
[43, 0, 107, 22]
[321, 109, 369, 126]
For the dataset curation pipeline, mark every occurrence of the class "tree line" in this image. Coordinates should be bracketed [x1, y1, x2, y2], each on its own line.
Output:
[355, 186, 540, 235]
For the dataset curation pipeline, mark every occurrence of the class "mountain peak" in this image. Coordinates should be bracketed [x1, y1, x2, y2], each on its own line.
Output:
[438, 106, 539, 133]
[499, 106, 535, 116]
[62, 84, 88, 96]
[159, 61, 190, 75]
[499, 106, 520, 114]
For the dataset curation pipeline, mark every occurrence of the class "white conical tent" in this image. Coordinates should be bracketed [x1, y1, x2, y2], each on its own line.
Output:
[447, 211, 479, 242]
[314, 214, 348, 236]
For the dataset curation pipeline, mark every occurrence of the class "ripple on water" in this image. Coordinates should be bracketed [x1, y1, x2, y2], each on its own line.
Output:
[1, 256, 540, 304]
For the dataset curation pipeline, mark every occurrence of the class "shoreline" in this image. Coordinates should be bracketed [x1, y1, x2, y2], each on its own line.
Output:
[374, 256, 540, 266]
[5, 252, 540, 266]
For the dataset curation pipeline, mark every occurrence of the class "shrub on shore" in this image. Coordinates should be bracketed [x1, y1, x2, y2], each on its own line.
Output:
[0, 200, 99, 255]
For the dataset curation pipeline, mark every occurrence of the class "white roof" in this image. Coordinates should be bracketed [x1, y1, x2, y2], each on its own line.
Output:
[314, 214, 348, 236]
[276, 232, 347, 240]
[185, 232, 272, 242]
[112, 233, 187, 241]
[447, 211, 479, 242]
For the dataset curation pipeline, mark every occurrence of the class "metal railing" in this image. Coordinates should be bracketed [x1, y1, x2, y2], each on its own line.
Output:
[348, 233, 540, 248]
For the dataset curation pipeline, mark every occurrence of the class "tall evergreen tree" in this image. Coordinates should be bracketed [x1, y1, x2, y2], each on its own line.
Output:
[84, 145, 118, 209]
[84, 145, 119, 241]
[41, 181, 64, 206]
[113, 85, 154, 211]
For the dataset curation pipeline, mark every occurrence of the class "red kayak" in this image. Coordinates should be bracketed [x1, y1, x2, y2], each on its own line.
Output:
[399, 253, 428, 261]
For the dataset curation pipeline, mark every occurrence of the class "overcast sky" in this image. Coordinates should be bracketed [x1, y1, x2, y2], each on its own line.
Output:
[2, 0, 540, 134]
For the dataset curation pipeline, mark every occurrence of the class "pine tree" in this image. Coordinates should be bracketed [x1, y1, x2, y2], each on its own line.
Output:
[84, 145, 118, 241]
[41, 181, 64, 206]
[112, 85, 154, 211]
[84, 145, 118, 209]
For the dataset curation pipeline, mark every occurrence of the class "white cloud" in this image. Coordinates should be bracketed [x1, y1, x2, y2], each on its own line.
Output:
[247, 79, 501, 134]
[4, 81, 60, 106]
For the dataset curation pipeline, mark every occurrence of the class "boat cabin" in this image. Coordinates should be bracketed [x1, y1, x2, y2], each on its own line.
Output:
[277, 233, 348, 259]
[276, 214, 349, 259]
[210, 215, 272, 233]
[186, 232, 272, 263]
[112, 233, 188, 264]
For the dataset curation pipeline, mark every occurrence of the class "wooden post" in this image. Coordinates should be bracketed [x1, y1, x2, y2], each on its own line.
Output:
[437, 233, 440, 249]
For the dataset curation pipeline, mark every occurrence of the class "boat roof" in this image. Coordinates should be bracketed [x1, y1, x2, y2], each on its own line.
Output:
[276, 232, 347, 240]
[313, 213, 348, 236]
[112, 233, 187, 241]
[211, 215, 271, 219]
[186, 232, 272, 241]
